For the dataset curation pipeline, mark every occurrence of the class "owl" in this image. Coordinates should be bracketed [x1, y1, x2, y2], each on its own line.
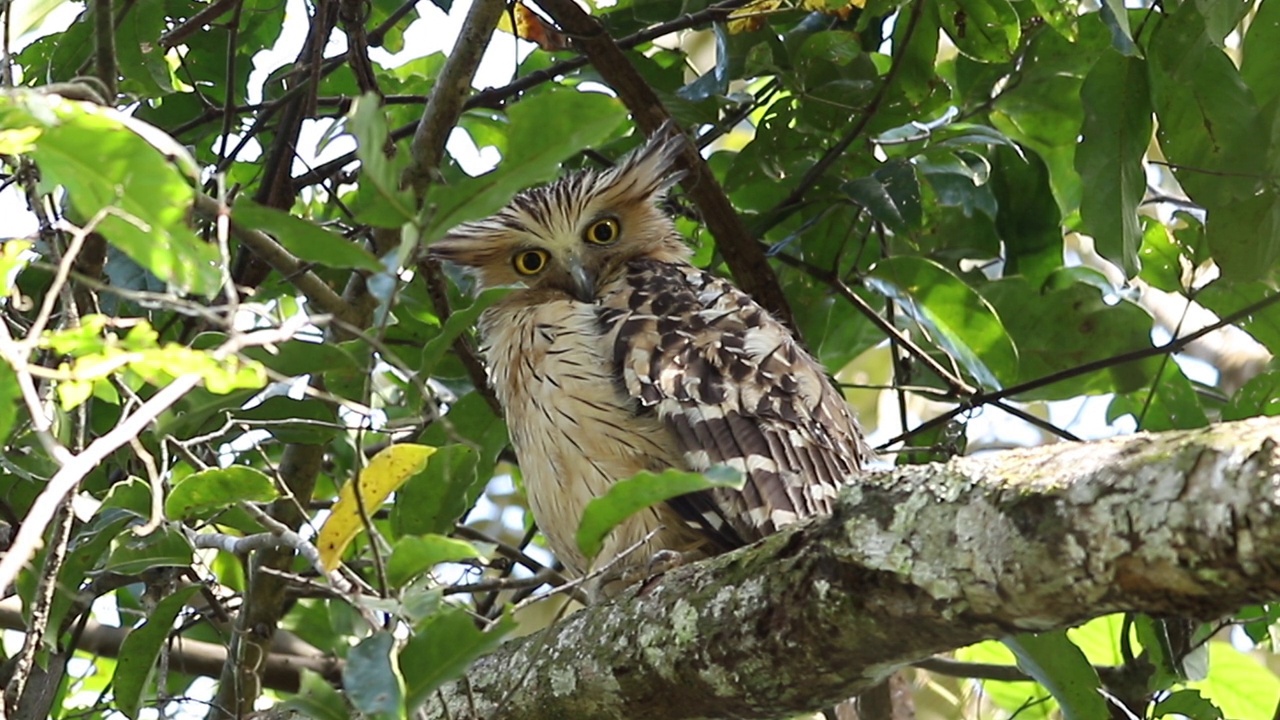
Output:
[428, 128, 866, 589]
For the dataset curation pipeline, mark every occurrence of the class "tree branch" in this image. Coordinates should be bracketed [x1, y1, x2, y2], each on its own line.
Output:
[536, 0, 794, 328]
[425, 416, 1280, 719]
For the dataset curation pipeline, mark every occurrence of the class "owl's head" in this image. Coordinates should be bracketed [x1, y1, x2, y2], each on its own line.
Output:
[428, 129, 690, 302]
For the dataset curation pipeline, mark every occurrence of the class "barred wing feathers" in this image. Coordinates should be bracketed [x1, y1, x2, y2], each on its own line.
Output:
[599, 259, 866, 546]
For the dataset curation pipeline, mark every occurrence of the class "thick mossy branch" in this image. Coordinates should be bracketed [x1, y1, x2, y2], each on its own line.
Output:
[426, 417, 1280, 720]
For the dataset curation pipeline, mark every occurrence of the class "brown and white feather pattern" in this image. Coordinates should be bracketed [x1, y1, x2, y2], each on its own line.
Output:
[429, 130, 866, 587]
[479, 290, 719, 576]
[598, 259, 865, 544]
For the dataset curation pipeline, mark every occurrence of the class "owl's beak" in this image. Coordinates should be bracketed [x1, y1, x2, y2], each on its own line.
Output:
[566, 256, 596, 303]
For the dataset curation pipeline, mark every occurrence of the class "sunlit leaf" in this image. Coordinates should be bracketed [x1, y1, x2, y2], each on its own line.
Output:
[1004, 631, 1108, 720]
[318, 444, 438, 571]
[401, 609, 516, 712]
[386, 535, 480, 589]
[112, 586, 201, 719]
[165, 466, 278, 521]
[866, 256, 1018, 389]
[577, 466, 743, 559]
[344, 631, 403, 720]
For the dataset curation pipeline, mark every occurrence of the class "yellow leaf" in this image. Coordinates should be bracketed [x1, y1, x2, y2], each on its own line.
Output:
[316, 444, 437, 572]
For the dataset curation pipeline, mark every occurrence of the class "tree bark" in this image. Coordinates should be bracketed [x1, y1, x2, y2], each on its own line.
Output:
[424, 416, 1280, 719]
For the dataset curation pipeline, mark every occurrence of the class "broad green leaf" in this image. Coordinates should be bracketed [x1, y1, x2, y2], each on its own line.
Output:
[424, 89, 628, 238]
[232, 396, 341, 444]
[1004, 631, 1108, 720]
[418, 393, 508, 488]
[937, 0, 1020, 63]
[103, 525, 194, 574]
[0, 364, 17, 444]
[231, 200, 383, 272]
[1205, 190, 1280, 283]
[350, 94, 415, 224]
[1076, 52, 1150, 277]
[0, 92, 221, 295]
[1242, 0, 1280, 108]
[1150, 3, 1266, 212]
[165, 466, 279, 521]
[1188, 641, 1280, 719]
[41, 504, 138, 638]
[577, 466, 743, 559]
[1224, 371, 1280, 421]
[1195, 281, 1280, 356]
[1099, 0, 1137, 54]
[1106, 360, 1209, 432]
[386, 535, 480, 589]
[1064, 613, 1126, 666]
[1030, 0, 1078, 40]
[954, 639, 1057, 719]
[842, 160, 920, 232]
[344, 631, 403, 720]
[1152, 690, 1223, 720]
[419, 287, 510, 376]
[319, 444, 438, 571]
[1137, 218, 1185, 293]
[112, 585, 200, 719]
[866, 256, 1018, 390]
[982, 276, 1155, 401]
[279, 670, 351, 720]
[990, 146, 1062, 286]
[390, 445, 481, 538]
[401, 608, 515, 711]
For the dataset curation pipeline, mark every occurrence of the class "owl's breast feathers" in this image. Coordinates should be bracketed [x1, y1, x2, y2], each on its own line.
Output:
[480, 260, 865, 577]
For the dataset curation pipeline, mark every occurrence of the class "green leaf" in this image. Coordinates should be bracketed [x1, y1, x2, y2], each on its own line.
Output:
[165, 466, 279, 521]
[1188, 641, 1280, 719]
[386, 535, 480, 589]
[576, 466, 743, 559]
[866, 256, 1018, 390]
[0, 363, 18, 444]
[0, 92, 221, 295]
[1196, 281, 1280, 356]
[1204, 190, 1280, 283]
[344, 631, 403, 720]
[954, 640, 1056, 718]
[279, 670, 351, 720]
[1099, 0, 1138, 55]
[841, 160, 920, 232]
[112, 585, 200, 719]
[1004, 631, 1109, 720]
[1106, 360, 1208, 432]
[1224, 370, 1280, 420]
[1152, 689, 1223, 720]
[231, 200, 383, 272]
[419, 287, 509, 376]
[232, 396, 341, 444]
[103, 525, 193, 574]
[424, 89, 628, 238]
[390, 445, 481, 537]
[982, 276, 1155, 400]
[1150, 3, 1266, 212]
[1076, 52, 1151, 277]
[1242, 0, 1280, 108]
[401, 608, 515, 712]
[350, 94, 416, 225]
[937, 0, 1021, 63]
[990, 145, 1063, 286]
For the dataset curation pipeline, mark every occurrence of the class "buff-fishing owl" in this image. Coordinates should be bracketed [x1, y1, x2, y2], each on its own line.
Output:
[429, 128, 866, 588]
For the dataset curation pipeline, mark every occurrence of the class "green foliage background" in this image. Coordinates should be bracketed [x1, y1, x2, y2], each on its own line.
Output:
[1, 0, 1279, 717]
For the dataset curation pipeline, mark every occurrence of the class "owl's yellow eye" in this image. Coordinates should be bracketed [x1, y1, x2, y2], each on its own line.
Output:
[513, 249, 550, 275]
[584, 218, 620, 245]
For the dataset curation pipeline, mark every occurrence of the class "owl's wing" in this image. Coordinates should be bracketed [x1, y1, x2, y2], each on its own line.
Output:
[600, 259, 867, 546]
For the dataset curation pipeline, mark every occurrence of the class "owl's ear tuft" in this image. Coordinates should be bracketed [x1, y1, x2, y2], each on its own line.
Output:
[427, 224, 504, 268]
[611, 125, 689, 201]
